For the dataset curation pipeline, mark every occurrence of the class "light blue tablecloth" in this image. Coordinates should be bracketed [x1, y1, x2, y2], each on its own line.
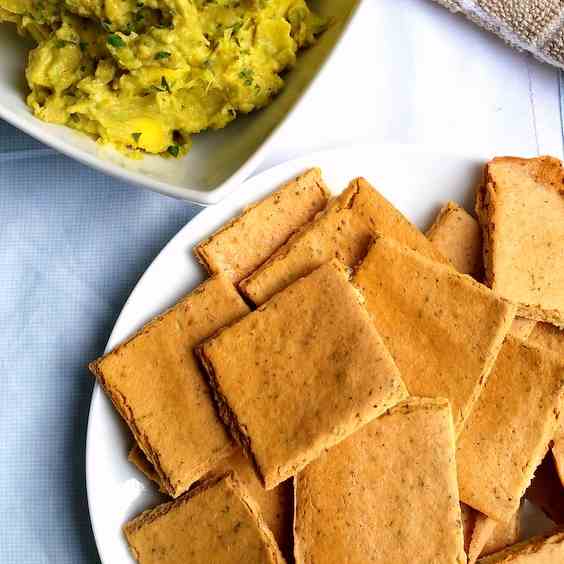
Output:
[0, 118, 201, 563]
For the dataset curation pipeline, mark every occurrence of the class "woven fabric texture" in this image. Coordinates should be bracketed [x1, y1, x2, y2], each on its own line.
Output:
[434, 0, 564, 69]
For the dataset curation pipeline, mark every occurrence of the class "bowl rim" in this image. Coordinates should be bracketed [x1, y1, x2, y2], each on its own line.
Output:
[0, 0, 365, 204]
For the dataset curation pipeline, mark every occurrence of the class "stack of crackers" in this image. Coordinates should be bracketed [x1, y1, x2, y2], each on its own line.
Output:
[89, 159, 564, 564]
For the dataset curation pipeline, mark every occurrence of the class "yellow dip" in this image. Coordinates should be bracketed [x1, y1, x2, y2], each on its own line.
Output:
[0, 0, 324, 156]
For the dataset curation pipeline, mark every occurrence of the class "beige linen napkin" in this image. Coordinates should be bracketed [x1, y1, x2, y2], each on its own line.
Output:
[434, 0, 564, 69]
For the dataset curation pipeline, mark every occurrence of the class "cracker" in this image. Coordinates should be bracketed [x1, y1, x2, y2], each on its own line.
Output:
[198, 259, 408, 490]
[195, 168, 330, 283]
[128, 445, 293, 556]
[468, 511, 520, 564]
[476, 156, 564, 327]
[353, 236, 515, 433]
[89, 275, 250, 498]
[457, 337, 564, 522]
[124, 474, 285, 564]
[477, 530, 564, 563]
[240, 177, 448, 305]
[294, 398, 466, 564]
[426, 200, 483, 277]
[528, 322, 564, 485]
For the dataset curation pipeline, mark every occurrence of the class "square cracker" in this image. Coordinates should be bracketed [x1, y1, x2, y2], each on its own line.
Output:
[124, 474, 285, 564]
[353, 236, 515, 434]
[294, 398, 466, 564]
[468, 511, 520, 564]
[240, 177, 448, 305]
[195, 168, 330, 283]
[197, 259, 408, 490]
[426, 200, 483, 277]
[89, 275, 249, 498]
[477, 530, 564, 563]
[128, 445, 294, 557]
[476, 156, 564, 327]
[528, 322, 564, 485]
[457, 336, 564, 522]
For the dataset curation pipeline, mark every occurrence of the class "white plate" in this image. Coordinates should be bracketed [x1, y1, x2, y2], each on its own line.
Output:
[0, 0, 361, 204]
[86, 144, 554, 563]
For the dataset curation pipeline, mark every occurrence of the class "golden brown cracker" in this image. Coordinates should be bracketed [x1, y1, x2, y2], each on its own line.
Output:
[353, 236, 515, 434]
[198, 260, 407, 490]
[195, 168, 330, 283]
[477, 530, 564, 563]
[528, 321, 564, 485]
[240, 177, 448, 305]
[468, 511, 520, 564]
[476, 156, 564, 327]
[90, 275, 249, 498]
[457, 337, 564, 522]
[124, 474, 285, 564]
[294, 398, 466, 564]
[426, 200, 483, 277]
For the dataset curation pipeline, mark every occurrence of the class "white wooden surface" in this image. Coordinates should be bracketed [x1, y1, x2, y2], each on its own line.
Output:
[261, 0, 563, 172]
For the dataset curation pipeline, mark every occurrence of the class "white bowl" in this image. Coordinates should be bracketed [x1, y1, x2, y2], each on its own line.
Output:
[0, 1, 362, 204]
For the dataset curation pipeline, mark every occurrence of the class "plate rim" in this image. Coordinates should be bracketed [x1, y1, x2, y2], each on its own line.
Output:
[85, 141, 491, 562]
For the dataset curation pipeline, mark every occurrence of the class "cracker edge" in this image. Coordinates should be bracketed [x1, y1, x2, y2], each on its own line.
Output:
[476, 158, 564, 328]
[477, 529, 564, 563]
[356, 234, 517, 436]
